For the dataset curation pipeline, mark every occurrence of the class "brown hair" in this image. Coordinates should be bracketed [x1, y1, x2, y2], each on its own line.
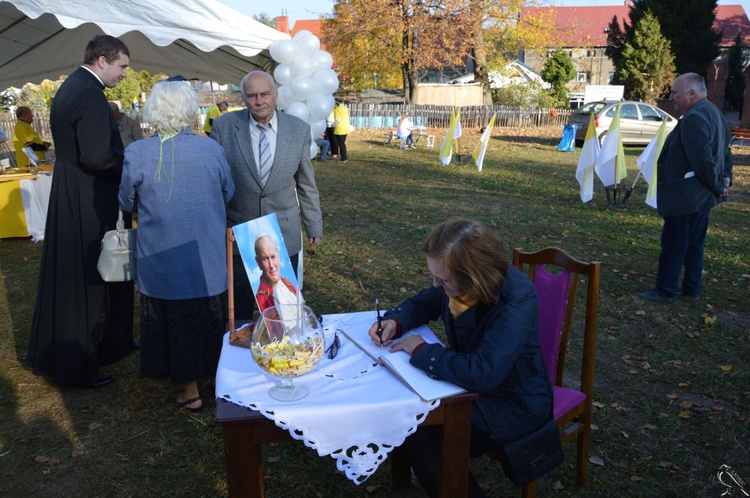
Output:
[83, 35, 130, 65]
[422, 218, 509, 304]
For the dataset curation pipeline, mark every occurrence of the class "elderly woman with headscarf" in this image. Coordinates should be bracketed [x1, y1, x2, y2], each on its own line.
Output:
[119, 81, 235, 411]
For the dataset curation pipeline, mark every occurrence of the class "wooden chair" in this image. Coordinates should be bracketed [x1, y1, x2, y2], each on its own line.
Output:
[509, 247, 601, 497]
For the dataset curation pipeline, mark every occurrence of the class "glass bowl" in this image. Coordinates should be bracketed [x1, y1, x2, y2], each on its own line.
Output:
[250, 304, 324, 401]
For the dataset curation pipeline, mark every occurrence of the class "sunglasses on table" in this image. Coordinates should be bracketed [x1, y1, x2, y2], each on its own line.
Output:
[325, 331, 341, 359]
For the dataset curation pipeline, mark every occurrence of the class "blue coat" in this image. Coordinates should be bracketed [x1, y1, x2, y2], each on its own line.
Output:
[385, 266, 553, 441]
[119, 130, 234, 300]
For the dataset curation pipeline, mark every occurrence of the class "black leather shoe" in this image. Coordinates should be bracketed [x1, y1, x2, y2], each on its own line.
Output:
[86, 375, 117, 388]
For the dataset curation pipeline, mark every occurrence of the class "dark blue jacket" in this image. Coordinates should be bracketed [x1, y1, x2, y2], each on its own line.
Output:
[385, 266, 553, 442]
[657, 98, 733, 217]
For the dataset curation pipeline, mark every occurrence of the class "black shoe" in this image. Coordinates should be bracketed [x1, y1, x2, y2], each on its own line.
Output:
[83, 375, 117, 388]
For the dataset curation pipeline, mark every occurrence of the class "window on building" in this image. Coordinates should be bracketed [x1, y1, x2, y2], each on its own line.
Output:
[587, 50, 596, 57]
[576, 72, 588, 82]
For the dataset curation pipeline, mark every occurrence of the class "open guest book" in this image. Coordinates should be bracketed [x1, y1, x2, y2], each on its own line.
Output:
[339, 312, 467, 402]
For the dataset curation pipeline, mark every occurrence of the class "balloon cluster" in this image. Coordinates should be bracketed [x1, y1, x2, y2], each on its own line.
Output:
[269, 31, 339, 159]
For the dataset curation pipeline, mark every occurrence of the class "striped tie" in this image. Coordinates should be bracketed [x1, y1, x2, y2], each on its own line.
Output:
[257, 124, 271, 185]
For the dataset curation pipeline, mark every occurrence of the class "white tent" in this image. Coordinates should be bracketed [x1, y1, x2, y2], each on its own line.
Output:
[0, 0, 290, 89]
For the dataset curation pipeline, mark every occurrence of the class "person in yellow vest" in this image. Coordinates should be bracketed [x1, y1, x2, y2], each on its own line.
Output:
[12, 106, 50, 167]
[203, 100, 228, 137]
[332, 100, 350, 162]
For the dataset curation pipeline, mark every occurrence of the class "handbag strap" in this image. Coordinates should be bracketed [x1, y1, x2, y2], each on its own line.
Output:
[116, 209, 126, 232]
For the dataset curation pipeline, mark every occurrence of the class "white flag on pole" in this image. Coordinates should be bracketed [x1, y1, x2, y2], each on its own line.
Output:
[439, 109, 458, 166]
[575, 113, 599, 202]
[636, 120, 667, 209]
[472, 113, 496, 172]
[595, 102, 627, 187]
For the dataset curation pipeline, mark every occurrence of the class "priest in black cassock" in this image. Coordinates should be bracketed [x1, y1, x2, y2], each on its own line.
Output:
[25, 35, 135, 388]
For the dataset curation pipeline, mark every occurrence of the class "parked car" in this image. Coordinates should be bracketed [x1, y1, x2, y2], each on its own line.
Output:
[568, 100, 677, 147]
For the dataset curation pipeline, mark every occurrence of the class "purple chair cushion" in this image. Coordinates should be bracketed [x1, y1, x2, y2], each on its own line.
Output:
[553, 386, 586, 421]
[533, 265, 570, 384]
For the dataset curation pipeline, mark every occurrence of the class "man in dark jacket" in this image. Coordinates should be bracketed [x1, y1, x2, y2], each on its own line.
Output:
[25, 35, 134, 387]
[638, 73, 733, 301]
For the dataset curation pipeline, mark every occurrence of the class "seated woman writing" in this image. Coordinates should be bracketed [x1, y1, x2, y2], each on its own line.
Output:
[368, 218, 554, 497]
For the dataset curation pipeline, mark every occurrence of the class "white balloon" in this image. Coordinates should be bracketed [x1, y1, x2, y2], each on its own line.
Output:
[273, 64, 293, 86]
[311, 50, 333, 72]
[312, 69, 339, 95]
[290, 57, 315, 79]
[290, 76, 315, 101]
[286, 101, 310, 122]
[273, 40, 298, 65]
[307, 93, 334, 120]
[294, 30, 315, 41]
[294, 32, 321, 57]
[310, 140, 319, 160]
[269, 40, 282, 62]
[309, 118, 326, 137]
[277, 85, 297, 109]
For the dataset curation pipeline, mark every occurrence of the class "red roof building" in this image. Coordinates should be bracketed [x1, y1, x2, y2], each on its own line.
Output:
[520, 4, 750, 98]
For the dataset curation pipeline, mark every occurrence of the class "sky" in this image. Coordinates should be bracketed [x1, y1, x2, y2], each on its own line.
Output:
[218, 0, 749, 27]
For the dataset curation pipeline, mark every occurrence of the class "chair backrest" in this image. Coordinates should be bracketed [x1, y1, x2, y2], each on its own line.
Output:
[512, 247, 600, 392]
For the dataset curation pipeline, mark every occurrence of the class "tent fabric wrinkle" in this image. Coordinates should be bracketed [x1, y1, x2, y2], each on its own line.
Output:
[0, 0, 290, 88]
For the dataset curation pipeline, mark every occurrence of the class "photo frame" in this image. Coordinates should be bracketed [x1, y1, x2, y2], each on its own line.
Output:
[232, 213, 303, 314]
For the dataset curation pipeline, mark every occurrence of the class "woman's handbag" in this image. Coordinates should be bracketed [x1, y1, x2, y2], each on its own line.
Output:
[478, 402, 563, 487]
[97, 210, 137, 282]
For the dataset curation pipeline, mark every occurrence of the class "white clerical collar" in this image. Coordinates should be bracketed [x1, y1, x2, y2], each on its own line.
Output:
[80, 65, 105, 86]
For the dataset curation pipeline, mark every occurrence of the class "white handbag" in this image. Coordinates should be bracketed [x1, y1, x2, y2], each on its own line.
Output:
[97, 210, 137, 282]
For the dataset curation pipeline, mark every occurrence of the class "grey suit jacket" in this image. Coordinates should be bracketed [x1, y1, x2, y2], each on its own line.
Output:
[211, 110, 323, 255]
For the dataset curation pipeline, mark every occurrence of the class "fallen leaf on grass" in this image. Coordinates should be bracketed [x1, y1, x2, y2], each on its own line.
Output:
[659, 461, 682, 471]
[266, 456, 280, 463]
[679, 401, 693, 409]
[88, 422, 104, 431]
[621, 431, 629, 438]
[643, 423, 657, 430]
[365, 485, 382, 493]
[553, 480, 564, 490]
[71, 447, 86, 458]
[589, 455, 605, 467]
[592, 401, 606, 408]
[631, 476, 644, 482]
[35, 455, 49, 463]
[720, 365, 732, 372]
[667, 393, 678, 400]
[678, 411, 690, 419]
[117, 453, 130, 462]
[636, 310, 646, 316]
[678, 382, 690, 388]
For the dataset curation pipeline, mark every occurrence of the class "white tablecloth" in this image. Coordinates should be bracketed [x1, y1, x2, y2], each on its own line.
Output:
[215, 310, 439, 484]
[19, 173, 51, 242]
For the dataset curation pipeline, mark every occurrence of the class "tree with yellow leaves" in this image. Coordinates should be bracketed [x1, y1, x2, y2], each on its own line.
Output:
[323, 0, 553, 104]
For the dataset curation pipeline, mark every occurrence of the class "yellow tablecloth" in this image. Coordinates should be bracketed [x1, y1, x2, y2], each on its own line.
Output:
[0, 173, 52, 240]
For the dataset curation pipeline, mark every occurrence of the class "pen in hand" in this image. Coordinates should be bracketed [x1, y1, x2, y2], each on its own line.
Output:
[376, 298, 384, 345]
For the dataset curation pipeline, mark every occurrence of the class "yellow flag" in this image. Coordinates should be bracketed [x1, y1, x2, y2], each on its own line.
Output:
[439, 109, 458, 166]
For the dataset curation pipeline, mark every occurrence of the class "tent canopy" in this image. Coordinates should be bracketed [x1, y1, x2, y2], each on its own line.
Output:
[0, 0, 289, 89]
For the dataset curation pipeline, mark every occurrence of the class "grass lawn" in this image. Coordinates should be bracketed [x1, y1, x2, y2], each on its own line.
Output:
[1, 126, 748, 497]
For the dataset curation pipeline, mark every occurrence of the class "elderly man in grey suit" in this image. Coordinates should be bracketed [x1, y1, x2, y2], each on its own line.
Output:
[211, 70, 323, 319]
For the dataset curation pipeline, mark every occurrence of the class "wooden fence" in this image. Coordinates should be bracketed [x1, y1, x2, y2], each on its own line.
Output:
[1, 104, 572, 151]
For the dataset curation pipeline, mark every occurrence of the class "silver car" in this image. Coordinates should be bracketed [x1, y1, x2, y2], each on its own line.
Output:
[568, 100, 677, 147]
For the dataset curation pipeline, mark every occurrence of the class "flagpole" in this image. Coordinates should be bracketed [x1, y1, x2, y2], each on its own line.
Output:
[630, 171, 642, 190]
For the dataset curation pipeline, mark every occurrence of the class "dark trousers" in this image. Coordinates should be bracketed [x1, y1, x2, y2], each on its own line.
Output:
[404, 425, 492, 498]
[655, 208, 710, 298]
[325, 127, 337, 155]
[232, 251, 299, 320]
[334, 134, 347, 161]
